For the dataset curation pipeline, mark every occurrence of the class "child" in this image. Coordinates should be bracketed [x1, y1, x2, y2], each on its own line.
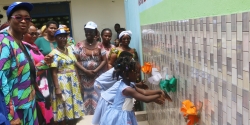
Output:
[49, 29, 85, 125]
[114, 39, 119, 47]
[99, 56, 169, 125]
[94, 51, 137, 98]
[92, 52, 155, 125]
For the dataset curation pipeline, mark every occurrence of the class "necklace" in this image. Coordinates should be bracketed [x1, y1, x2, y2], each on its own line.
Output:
[57, 47, 67, 53]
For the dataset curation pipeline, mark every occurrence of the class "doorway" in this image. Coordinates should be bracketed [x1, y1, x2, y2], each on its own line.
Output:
[30, 2, 72, 36]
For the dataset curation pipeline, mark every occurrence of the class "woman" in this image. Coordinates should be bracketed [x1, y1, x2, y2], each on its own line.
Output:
[35, 21, 58, 55]
[23, 23, 53, 125]
[99, 28, 115, 71]
[0, 2, 53, 125]
[108, 30, 138, 69]
[50, 29, 84, 125]
[35, 20, 58, 107]
[58, 24, 76, 51]
[74, 21, 106, 115]
[39, 25, 46, 37]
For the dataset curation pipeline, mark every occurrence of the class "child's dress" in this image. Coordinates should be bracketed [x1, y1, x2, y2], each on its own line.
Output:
[99, 81, 137, 125]
[92, 80, 121, 125]
[50, 47, 84, 122]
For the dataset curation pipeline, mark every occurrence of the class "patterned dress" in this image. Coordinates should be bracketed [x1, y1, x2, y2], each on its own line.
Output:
[99, 43, 115, 71]
[50, 47, 84, 122]
[109, 48, 139, 61]
[74, 42, 105, 115]
[0, 31, 49, 125]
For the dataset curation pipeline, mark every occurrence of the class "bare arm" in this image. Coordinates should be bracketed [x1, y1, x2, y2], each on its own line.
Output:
[123, 87, 161, 103]
[51, 68, 59, 89]
[75, 62, 87, 72]
[108, 53, 117, 69]
[135, 86, 162, 96]
[95, 54, 107, 72]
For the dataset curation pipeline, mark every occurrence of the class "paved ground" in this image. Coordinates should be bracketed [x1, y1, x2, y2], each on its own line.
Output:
[76, 115, 149, 125]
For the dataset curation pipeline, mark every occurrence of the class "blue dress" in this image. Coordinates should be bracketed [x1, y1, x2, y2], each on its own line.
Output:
[99, 81, 137, 125]
[92, 80, 121, 125]
[94, 67, 121, 98]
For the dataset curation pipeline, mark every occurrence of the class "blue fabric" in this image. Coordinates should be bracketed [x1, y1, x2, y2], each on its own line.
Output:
[92, 80, 121, 125]
[92, 97, 111, 125]
[99, 81, 137, 125]
[0, 91, 10, 125]
[7, 2, 33, 17]
[94, 68, 120, 97]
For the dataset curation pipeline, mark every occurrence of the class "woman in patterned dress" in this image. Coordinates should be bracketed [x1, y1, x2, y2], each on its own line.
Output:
[0, 2, 53, 125]
[74, 21, 107, 115]
[108, 30, 139, 69]
[50, 29, 84, 125]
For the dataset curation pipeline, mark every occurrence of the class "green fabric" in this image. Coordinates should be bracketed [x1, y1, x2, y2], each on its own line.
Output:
[140, 0, 250, 25]
[35, 37, 56, 94]
[159, 76, 177, 92]
[35, 37, 57, 56]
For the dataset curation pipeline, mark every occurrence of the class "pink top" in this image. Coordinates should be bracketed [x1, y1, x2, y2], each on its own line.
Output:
[99, 43, 115, 59]
[23, 41, 44, 65]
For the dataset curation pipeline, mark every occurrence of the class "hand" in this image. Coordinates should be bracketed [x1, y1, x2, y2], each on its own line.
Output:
[162, 91, 172, 102]
[10, 118, 21, 125]
[85, 70, 95, 77]
[44, 54, 54, 65]
[55, 88, 62, 98]
[154, 95, 165, 105]
[92, 69, 98, 74]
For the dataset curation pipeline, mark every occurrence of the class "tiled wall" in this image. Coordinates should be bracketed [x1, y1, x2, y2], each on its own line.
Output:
[141, 12, 250, 125]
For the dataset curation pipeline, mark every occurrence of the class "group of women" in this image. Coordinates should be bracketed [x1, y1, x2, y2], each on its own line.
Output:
[0, 1, 145, 125]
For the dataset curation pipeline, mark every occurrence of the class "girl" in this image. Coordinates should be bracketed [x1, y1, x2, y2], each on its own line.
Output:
[99, 56, 168, 125]
[49, 29, 84, 125]
[92, 51, 149, 125]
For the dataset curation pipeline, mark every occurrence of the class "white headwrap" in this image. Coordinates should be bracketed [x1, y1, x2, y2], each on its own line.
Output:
[0, 26, 9, 33]
[119, 30, 132, 39]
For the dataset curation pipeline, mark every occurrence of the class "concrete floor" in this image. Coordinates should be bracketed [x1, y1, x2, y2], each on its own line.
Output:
[76, 115, 149, 125]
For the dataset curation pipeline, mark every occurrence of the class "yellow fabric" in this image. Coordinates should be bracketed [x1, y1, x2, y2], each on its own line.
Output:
[49, 47, 84, 121]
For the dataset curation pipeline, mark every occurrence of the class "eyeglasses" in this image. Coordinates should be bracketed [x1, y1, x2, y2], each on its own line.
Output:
[28, 32, 39, 36]
[11, 16, 32, 22]
[57, 36, 67, 40]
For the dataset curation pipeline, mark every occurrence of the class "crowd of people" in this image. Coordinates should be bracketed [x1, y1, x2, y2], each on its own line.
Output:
[0, 2, 171, 125]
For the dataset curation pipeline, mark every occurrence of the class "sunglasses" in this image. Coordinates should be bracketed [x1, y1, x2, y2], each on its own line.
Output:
[28, 32, 39, 36]
[11, 16, 32, 22]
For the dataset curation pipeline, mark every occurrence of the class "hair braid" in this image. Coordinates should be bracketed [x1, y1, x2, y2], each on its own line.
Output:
[112, 56, 137, 82]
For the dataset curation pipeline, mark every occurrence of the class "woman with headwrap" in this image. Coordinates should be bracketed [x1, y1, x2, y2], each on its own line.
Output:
[108, 30, 139, 69]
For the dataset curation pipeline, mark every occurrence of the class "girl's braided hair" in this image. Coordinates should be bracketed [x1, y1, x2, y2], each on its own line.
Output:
[112, 56, 137, 82]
